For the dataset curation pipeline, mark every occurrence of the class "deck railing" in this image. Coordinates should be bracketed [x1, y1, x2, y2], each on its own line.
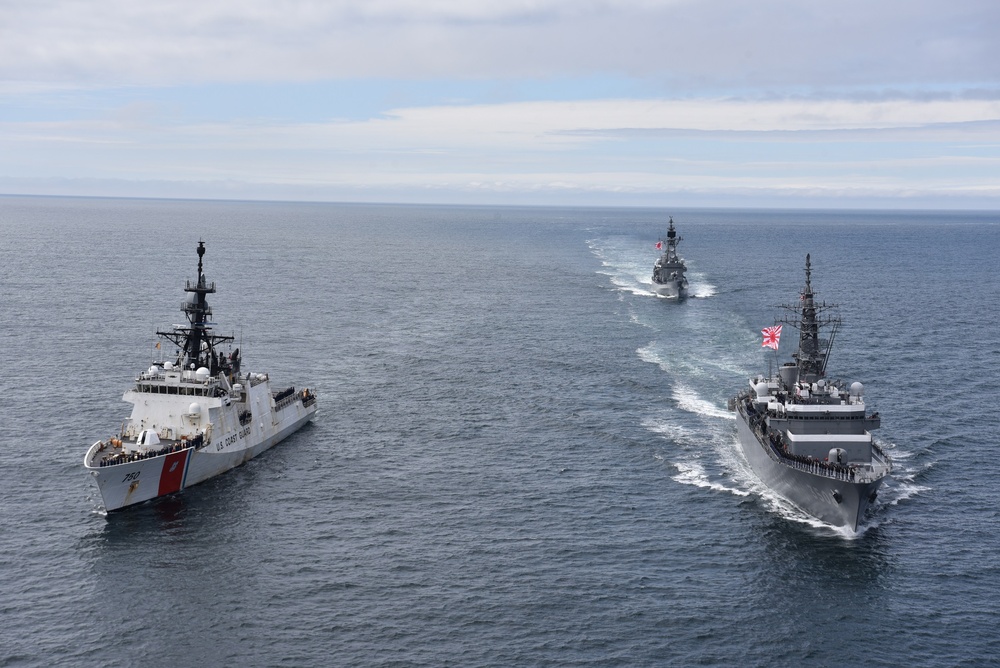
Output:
[738, 396, 890, 483]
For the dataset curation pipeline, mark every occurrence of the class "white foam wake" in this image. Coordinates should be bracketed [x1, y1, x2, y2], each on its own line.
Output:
[686, 270, 717, 299]
[637, 343, 669, 372]
[588, 236, 672, 299]
[670, 460, 750, 497]
[642, 416, 696, 444]
[673, 384, 734, 420]
[690, 282, 717, 299]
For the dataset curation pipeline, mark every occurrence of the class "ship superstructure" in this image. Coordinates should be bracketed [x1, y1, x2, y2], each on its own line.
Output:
[651, 217, 688, 299]
[728, 255, 891, 530]
[84, 241, 317, 512]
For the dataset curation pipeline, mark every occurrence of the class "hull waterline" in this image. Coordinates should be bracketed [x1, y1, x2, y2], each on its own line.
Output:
[86, 405, 316, 512]
[652, 280, 687, 299]
[736, 410, 882, 531]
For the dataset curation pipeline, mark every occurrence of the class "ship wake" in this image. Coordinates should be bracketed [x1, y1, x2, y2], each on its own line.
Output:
[588, 236, 709, 300]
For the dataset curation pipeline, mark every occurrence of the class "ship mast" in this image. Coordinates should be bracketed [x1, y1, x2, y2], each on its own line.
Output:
[156, 241, 237, 377]
[667, 217, 680, 257]
[777, 254, 840, 383]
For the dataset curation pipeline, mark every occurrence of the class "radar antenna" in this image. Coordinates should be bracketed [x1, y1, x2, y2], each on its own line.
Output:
[156, 241, 238, 378]
[775, 254, 840, 383]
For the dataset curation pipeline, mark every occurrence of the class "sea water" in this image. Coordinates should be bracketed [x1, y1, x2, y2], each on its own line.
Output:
[0, 196, 997, 666]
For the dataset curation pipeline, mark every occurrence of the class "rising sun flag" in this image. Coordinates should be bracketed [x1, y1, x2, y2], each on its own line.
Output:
[761, 325, 782, 350]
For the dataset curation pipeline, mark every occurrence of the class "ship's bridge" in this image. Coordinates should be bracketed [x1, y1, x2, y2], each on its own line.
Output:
[134, 362, 231, 398]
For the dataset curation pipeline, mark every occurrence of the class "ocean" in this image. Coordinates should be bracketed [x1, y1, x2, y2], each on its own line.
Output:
[0, 196, 997, 667]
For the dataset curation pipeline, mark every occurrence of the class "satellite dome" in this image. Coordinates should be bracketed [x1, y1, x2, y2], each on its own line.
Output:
[754, 382, 769, 398]
[188, 402, 202, 416]
[850, 382, 864, 396]
[195, 367, 210, 382]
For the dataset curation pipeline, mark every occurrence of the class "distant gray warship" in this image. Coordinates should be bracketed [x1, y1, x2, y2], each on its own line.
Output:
[651, 217, 688, 299]
[728, 255, 891, 530]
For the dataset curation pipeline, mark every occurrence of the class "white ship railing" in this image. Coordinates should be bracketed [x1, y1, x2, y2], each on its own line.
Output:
[274, 393, 300, 412]
[89, 440, 195, 468]
[273, 388, 315, 412]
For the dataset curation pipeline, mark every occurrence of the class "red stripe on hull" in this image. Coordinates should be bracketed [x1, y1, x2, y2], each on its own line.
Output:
[158, 450, 189, 496]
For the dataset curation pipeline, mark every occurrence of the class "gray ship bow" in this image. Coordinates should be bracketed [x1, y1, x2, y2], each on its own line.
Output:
[728, 254, 891, 531]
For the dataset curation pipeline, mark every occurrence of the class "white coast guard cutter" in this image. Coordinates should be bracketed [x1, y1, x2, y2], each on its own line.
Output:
[84, 241, 317, 512]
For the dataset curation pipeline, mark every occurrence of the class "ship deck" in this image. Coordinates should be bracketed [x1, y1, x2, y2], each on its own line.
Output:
[87, 436, 201, 468]
[737, 396, 891, 484]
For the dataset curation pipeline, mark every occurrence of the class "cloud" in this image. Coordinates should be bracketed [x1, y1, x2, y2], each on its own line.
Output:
[3, 96, 998, 202]
[370, 97, 1000, 139]
[7, 97, 999, 155]
[2, 1, 999, 206]
[2, 0, 998, 88]
[4, 168, 998, 209]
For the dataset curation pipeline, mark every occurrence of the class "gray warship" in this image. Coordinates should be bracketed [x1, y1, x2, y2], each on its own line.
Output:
[651, 217, 688, 299]
[728, 255, 891, 531]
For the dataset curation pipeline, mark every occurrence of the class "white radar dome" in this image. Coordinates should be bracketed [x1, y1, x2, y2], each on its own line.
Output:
[850, 382, 864, 396]
[754, 382, 769, 398]
[188, 402, 202, 416]
[195, 367, 211, 382]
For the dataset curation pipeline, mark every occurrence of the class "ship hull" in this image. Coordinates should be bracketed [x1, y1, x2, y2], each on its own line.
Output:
[735, 413, 882, 531]
[652, 279, 687, 299]
[86, 403, 316, 512]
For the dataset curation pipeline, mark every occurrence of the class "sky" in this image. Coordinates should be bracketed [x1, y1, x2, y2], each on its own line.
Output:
[1, 0, 999, 208]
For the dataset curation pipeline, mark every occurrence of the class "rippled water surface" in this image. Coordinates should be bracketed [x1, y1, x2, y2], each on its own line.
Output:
[1, 197, 998, 666]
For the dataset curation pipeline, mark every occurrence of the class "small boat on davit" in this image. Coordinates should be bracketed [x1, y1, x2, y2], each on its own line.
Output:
[84, 241, 318, 512]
